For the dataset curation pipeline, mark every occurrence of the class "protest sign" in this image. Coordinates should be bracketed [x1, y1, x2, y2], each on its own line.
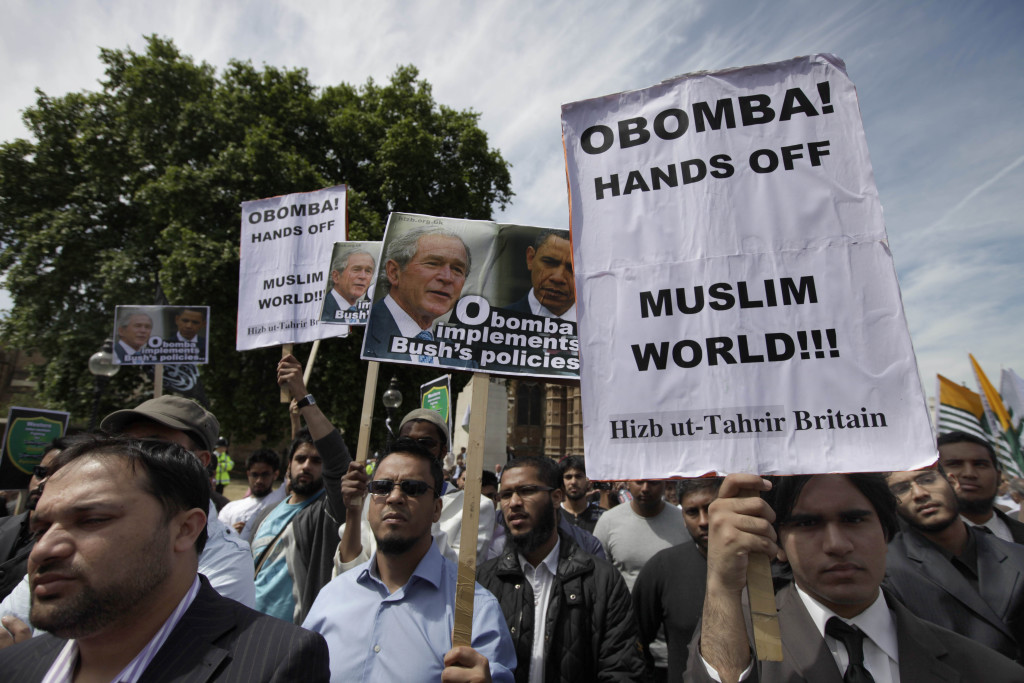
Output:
[420, 374, 453, 439]
[237, 185, 351, 350]
[318, 241, 382, 325]
[561, 54, 934, 478]
[1, 406, 70, 489]
[112, 305, 210, 365]
[360, 213, 579, 379]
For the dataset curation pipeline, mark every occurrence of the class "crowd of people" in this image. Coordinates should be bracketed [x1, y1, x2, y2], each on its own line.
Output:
[1, 355, 1024, 681]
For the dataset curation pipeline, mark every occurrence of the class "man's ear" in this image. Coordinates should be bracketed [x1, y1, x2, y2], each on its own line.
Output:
[195, 450, 212, 468]
[525, 246, 536, 270]
[171, 507, 208, 553]
[433, 496, 443, 524]
[552, 487, 565, 507]
[385, 259, 401, 287]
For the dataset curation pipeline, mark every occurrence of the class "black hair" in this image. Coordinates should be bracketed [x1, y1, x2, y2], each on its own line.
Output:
[766, 473, 899, 543]
[481, 470, 498, 489]
[676, 477, 723, 504]
[558, 455, 587, 479]
[288, 428, 315, 462]
[937, 431, 999, 470]
[50, 436, 210, 553]
[246, 448, 280, 472]
[376, 437, 444, 496]
[400, 418, 449, 456]
[502, 456, 562, 490]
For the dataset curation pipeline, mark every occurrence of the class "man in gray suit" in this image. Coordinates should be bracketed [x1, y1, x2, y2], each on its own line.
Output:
[938, 431, 1024, 543]
[884, 466, 1024, 662]
[0, 436, 328, 682]
[689, 473, 1024, 682]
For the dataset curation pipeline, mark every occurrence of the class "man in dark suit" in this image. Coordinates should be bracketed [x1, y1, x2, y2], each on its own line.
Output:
[938, 430, 1024, 543]
[505, 230, 575, 322]
[165, 307, 207, 349]
[0, 436, 328, 682]
[115, 310, 153, 363]
[320, 246, 374, 324]
[689, 473, 1024, 682]
[364, 225, 474, 368]
[884, 466, 1024, 661]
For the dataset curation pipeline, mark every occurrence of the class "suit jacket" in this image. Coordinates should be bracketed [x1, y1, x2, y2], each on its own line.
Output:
[504, 293, 532, 314]
[363, 298, 473, 368]
[321, 292, 368, 323]
[884, 525, 1024, 661]
[684, 583, 1024, 682]
[0, 576, 330, 682]
[996, 507, 1024, 545]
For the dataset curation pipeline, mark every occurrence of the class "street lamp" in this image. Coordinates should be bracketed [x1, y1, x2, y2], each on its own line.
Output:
[382, 376, 403, 449]
[88, 338, 120, 429]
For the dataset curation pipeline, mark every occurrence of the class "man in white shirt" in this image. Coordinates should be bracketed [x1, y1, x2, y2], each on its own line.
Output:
[0, 436, 328, 681]
[218, 448, 285, 541]
[690, 473, 1024, 683]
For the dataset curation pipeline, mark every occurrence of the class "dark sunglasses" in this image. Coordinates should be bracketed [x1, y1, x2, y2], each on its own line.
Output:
[32, 466, 49, 479]
[368, 479, 435, 498]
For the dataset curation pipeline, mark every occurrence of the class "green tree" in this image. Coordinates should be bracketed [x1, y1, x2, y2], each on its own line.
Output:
[0, 35, 512, 446]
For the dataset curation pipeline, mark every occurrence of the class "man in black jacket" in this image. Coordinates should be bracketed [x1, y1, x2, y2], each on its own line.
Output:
[477, 456, 644, 682]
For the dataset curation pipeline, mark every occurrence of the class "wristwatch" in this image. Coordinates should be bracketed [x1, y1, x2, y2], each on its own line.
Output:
[296, 394, 316, 409]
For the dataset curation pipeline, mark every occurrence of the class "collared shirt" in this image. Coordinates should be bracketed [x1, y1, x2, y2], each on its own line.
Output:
[963, 512, 1013, 543]
[519, 537, 560, 683]
[383, 295, 439, 365]
[41, 576, 200, 683]
[218, 486, 287, 542]
[304, 540, 515, 683]
[117, 340, 144, 364]
[174, 332, 198, 344]
[701, 587, 899, 683]
[527, 289, 576, 322]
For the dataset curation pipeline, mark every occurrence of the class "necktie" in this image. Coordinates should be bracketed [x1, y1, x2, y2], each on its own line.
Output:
[415, 329, 434, 363]
[977, 526, 994, 535]
[825, 617, 876, 683]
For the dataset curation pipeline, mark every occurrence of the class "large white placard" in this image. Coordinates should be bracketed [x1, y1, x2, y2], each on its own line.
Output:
[237, 186, 351, 351]
[561, 54, 934, 478]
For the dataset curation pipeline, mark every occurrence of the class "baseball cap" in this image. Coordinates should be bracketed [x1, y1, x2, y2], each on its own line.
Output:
[101, 396, 220, 453]
[400, 408, 450, 447]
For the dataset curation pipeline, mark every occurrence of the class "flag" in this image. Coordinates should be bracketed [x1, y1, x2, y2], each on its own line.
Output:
[969, 355, 1024, 477]
[935, 374, 988, 440]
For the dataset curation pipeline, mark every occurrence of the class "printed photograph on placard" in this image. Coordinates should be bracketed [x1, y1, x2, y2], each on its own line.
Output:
[318, 241, 382, 325]
[112, 305, 210, 365]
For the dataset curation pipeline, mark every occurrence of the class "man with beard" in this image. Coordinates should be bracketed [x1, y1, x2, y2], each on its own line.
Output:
[250, 428, 326, 621]
[938, 431, 1024, 543]
[0, 437, 329, 681]
[477, 456, 644, 682]
[885, 466, 1024, 662]
[303, 438, 515, 682]
[218, 449, 285, 542]
[558, 456, 603, 533]
[632, 478, 721, 682]
[594, 478, 687, 677]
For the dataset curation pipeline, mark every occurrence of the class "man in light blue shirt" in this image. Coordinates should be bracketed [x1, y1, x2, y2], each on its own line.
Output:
[251, 428, 324, 621]
[303, 437, 515, 682]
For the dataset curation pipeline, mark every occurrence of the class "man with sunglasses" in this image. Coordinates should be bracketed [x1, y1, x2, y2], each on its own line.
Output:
[884, 466, 1024, 662]
[477, 456, 644, 682]
[303, 438, 515, 682]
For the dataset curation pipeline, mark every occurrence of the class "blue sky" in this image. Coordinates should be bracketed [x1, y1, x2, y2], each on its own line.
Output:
[2, 0, 1021, 403]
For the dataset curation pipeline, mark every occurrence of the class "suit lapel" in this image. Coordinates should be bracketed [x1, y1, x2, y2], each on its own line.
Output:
[137, 580, 236, 683]
[889, 595, 962, 682]
[774, 585, 844, 683]
[976, 534, 1023, 623]
[901, 530, 1011, 636]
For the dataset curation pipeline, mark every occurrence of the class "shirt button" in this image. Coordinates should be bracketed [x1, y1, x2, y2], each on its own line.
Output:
[569, 593, 577, 600]
[515, 584, 521, 589]
[374, 645, 381, 653]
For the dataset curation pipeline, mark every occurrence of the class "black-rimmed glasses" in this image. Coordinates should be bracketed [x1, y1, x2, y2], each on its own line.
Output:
[497, 485, 556, 503]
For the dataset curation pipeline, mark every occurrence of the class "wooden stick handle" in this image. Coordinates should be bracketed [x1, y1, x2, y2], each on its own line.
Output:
[355, 361, 380, 464]
[303, 339, 321, 386]
[153, 364, 164, 398]
[738, 487, 782, 662]
[280, 344, 293, 402]
[452, 372, 489, 647]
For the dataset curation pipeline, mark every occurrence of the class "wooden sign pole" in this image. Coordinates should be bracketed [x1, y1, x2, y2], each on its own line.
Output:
[355, 361, 380, 464]
[739, 487, 782, 661]
[303, 339, 321, 386]
[153, 364, 164, 398]
[280, 344, 293, 402]
[452, 372, 489, 647]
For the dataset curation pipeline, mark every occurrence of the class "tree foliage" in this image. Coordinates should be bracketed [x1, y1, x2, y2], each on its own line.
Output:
[0, 36, 512, 445]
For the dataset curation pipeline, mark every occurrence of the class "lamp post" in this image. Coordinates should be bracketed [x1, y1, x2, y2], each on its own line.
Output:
[87, 338, 120, 429]
[382, 376, 403, 451]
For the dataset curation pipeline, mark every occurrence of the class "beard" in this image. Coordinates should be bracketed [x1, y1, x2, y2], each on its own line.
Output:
[905, 507, 959, 534]
[289, 476, 324, 497]
[506, 502, 557, 556]
[30, 526, 171, 638]
[957, 493, 996, 516]
[376, 534, 420, 556]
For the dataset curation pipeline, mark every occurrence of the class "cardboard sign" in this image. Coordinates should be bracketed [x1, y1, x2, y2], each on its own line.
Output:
[112, 305, 210, 365]
[1, 406, 70, 489]
[561, 54, 934, 478]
